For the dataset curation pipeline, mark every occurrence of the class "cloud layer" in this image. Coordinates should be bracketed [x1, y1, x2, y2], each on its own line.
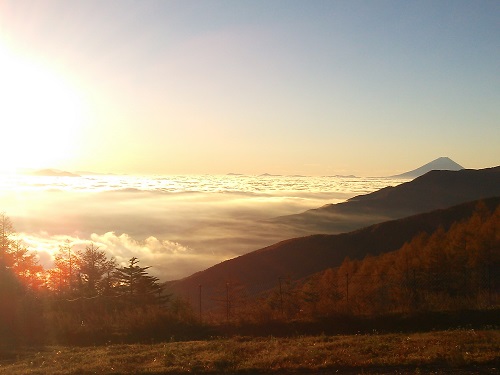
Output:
[3, 175, 404, 280]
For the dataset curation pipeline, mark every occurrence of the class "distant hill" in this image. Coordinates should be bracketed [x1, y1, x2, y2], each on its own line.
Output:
[270, 166, 500, 235]
[390, 157, 464, 179]
[259, 173, 282, 177]
[166, 196, 500, 307]
[25, 169, 80, 177]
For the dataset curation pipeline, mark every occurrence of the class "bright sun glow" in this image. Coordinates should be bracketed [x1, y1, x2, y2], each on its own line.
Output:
[0, 43, 88, 174]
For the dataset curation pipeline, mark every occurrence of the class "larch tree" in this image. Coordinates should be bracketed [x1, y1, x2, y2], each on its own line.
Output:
[48, 240, 78, 295]
[0, 212, 15, 268]
[10, 239, 44, 291]
[77, 243, 116, 297]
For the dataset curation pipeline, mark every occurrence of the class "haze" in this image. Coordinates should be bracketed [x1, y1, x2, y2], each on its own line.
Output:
[0, 0, 498, 176]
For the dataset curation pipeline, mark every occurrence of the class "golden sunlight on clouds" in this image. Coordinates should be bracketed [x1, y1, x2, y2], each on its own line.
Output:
[0, 42, 88, 173]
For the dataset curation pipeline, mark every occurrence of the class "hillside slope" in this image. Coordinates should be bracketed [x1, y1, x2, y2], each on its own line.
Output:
[166, 196, 500, 306]
[270, 166, 500, 234]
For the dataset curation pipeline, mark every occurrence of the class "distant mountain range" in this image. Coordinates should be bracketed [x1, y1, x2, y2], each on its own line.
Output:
[166, 166, 500, 305]
[228, 157, 462, 179]
[390, 156, 464, 179]
[20, 168, 118, 176]
[24, 169, 80, 177]
[269, 165, 500, 235]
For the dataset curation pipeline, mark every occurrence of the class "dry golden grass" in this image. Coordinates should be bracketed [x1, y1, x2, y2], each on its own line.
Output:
[0, 329, 498, 374]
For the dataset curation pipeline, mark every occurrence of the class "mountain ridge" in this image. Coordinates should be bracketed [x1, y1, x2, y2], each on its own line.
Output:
[390, 157, 464, 179]
[270, 166, 500, 235]
[166, 196, 500, 306]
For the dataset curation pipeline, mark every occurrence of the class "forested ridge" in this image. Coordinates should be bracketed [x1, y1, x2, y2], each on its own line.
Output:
[196, 200, 499, 323]
[290, 200, 500, 318]
[0, 199, 499, 345]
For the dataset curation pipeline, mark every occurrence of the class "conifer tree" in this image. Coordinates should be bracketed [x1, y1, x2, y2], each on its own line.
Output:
[77, 243, 116, 297]
[10, 239, 44, 291]
[0, 212, 15, 268]
[48, 240, 77, 295]
[114, 257, 165, 306]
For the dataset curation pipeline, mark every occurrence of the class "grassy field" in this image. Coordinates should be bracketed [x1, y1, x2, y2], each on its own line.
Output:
[0, 329, 498, 374]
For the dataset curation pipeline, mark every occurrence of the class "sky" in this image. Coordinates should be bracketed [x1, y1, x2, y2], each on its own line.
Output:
[0, 0, 498, 177]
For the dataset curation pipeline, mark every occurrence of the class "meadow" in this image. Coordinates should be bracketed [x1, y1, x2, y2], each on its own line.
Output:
[1, 329, 498, 374]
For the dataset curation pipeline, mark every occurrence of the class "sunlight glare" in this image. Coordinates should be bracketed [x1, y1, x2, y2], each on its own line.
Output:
[0, 43, 88, 174]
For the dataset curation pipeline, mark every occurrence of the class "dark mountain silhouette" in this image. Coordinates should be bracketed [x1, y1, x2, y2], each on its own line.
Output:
[166, 196, 500, 307]
[326, 174, 357, 178]
[390, 157, 464, 179]
[270, 166, 500, 235]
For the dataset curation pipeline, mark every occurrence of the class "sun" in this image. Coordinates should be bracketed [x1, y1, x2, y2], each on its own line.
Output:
[0, 43, 88, 174]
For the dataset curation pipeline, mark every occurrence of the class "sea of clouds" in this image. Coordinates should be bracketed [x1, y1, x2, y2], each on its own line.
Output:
[0, 174, 405, 281]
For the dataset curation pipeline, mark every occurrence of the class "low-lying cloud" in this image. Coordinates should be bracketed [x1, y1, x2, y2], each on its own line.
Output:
[2, 175, 404, 281]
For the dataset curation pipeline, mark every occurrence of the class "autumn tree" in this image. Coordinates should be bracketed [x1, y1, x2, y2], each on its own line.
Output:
[47, 240, 78, 295]
[10, 239, 44, 291]
[0, 212, 15, 268]
[0, 213, 43, 290]
[299, 268, 343, 318]
[0, 213, 44, 344]
[77, 243, 116, 297]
